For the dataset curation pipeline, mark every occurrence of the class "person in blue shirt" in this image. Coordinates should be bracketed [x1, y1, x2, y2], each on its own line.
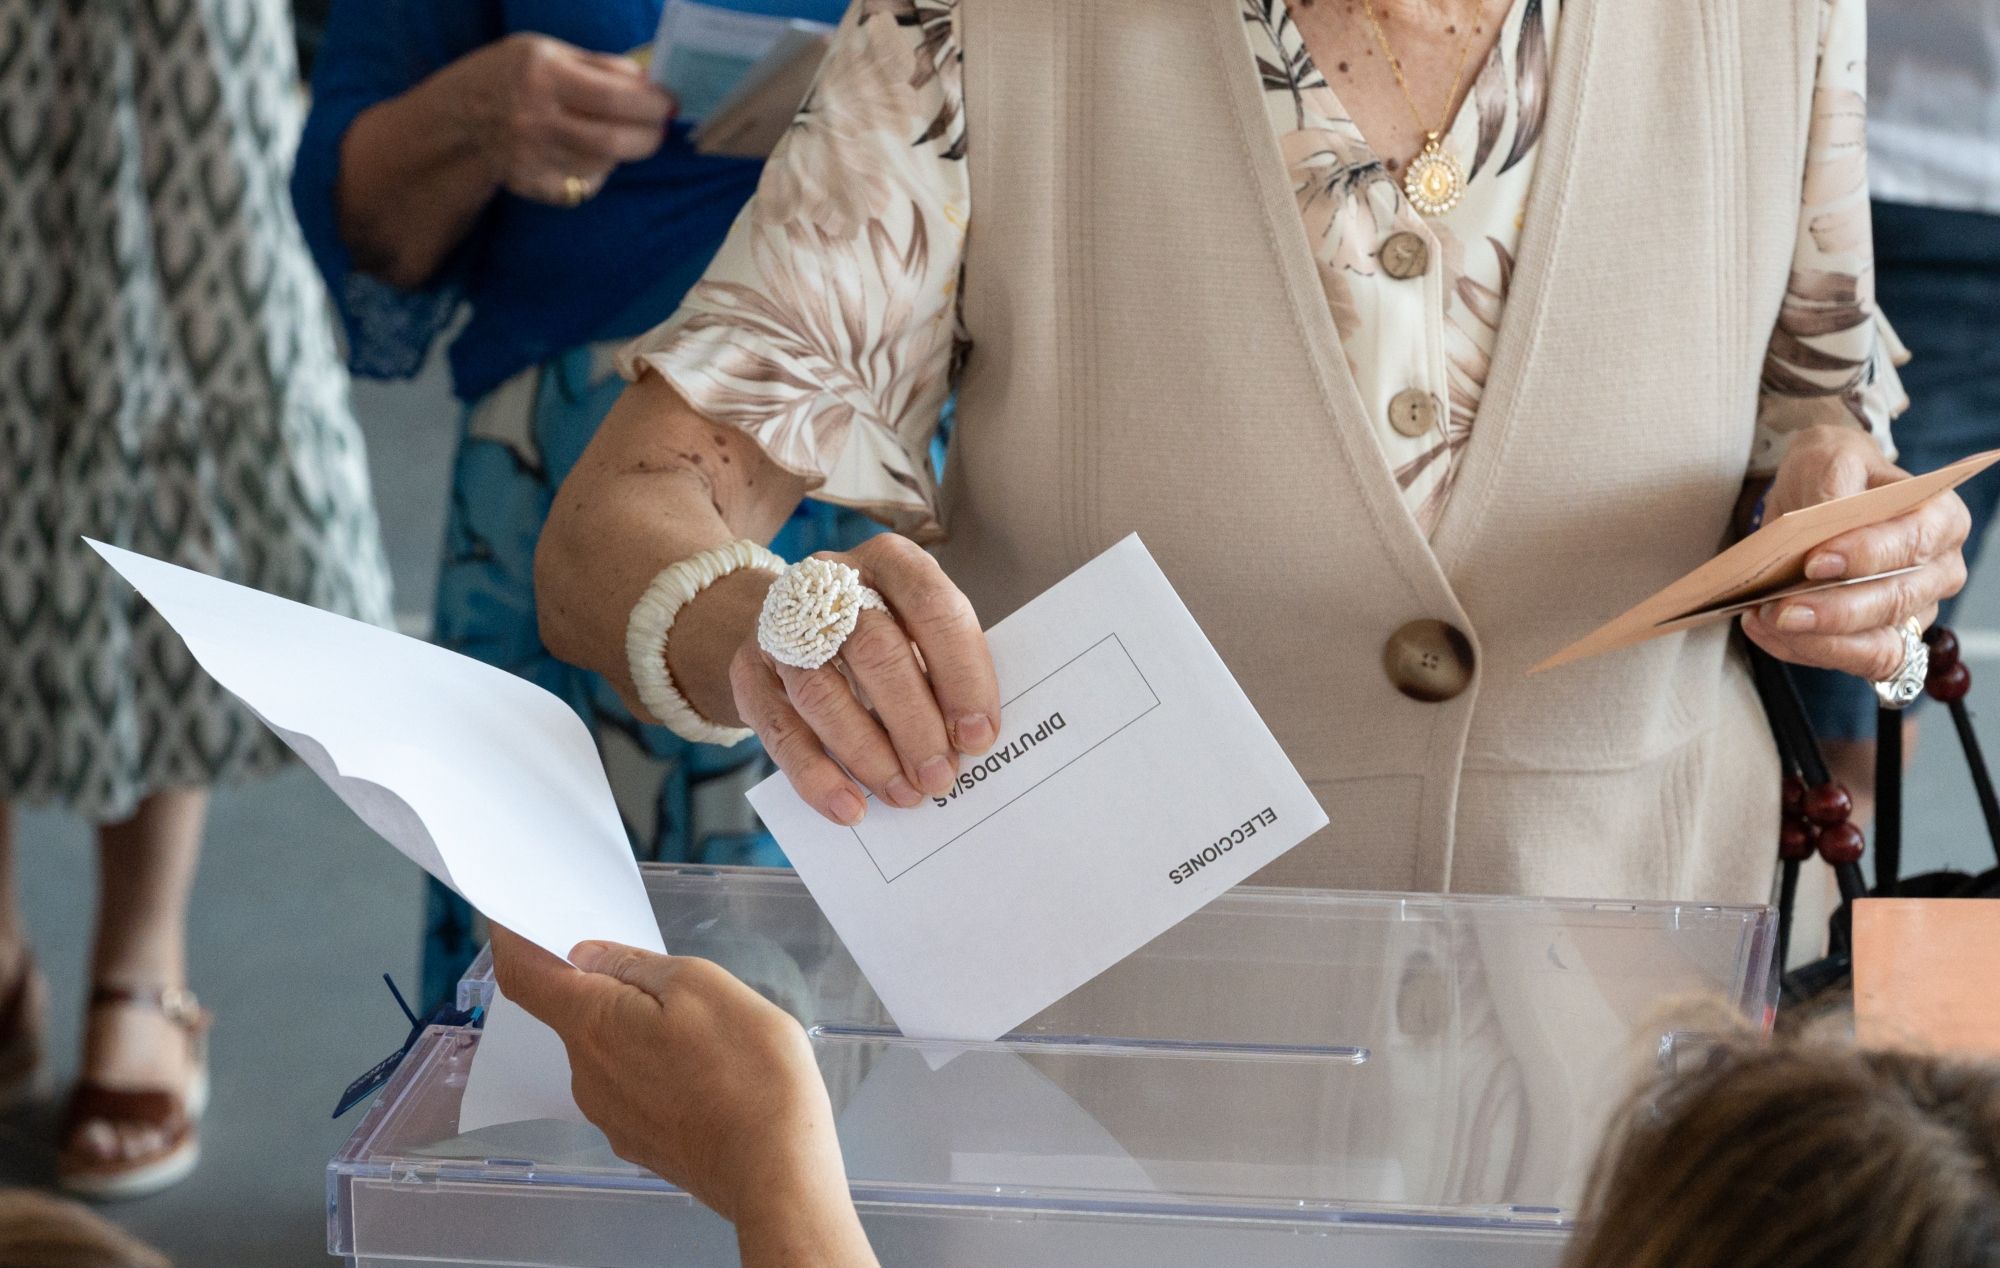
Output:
[293, 0, 860, 1007]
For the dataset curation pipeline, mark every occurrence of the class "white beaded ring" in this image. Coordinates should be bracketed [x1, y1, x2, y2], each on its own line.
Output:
[626, 540, 786, 745]
[756, 557, 888, 671]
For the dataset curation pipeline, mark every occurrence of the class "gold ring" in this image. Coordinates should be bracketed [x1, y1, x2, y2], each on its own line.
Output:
[560, 175, 592, 208]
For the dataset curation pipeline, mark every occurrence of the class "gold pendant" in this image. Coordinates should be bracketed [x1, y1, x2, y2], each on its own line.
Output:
[1403, 136, 1465, 217]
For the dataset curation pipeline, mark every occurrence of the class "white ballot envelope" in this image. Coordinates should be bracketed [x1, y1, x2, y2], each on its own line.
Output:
[83, 542, 663, 963]
[749, 535, 1329, 1042]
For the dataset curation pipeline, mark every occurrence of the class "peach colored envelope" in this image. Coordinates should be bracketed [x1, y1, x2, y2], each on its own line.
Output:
[1853, 898, 2000, 1058]
[1533, 447, 2000, 673]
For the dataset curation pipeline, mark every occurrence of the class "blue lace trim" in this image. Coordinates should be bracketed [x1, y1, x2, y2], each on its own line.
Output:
[340, 269, 463, 382]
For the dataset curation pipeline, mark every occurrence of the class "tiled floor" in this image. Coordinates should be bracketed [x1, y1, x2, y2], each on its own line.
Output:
[6, 359, 1999, 1265]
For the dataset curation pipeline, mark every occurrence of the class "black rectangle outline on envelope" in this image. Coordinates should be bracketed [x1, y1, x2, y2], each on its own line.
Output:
[849, 633, 1162, 884]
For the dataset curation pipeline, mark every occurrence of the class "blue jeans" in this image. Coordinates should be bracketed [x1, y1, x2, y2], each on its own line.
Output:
[1794, 201, 2000, 741]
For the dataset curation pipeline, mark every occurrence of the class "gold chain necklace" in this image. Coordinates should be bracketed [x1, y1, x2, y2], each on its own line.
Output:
[1358, 0, 1491, 216]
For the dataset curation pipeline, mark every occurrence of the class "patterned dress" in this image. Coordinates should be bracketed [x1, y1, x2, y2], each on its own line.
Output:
[625, 0, 1904, 538]
[0, 0, 391, 821]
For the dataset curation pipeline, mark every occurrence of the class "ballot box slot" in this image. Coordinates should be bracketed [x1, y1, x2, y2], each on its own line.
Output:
[835, 1183, 1574, 1230]
[810, 1024, 1371, 1064]
[453, 868, 1775, 1025]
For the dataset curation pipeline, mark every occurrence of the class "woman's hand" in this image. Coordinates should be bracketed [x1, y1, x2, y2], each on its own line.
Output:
[537, 378, 999, 819]
[1742, 424, 1971, 680]
[339, 35, 674, 288]
[725, 535, 1001, 825]
[448, 34, 674, 207]
[491, 928, 878, 1267]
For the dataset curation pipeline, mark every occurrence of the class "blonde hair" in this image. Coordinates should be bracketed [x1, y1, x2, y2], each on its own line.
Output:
[0, 1191, 170, 1268]
[1563, 1040, 2000, 1268]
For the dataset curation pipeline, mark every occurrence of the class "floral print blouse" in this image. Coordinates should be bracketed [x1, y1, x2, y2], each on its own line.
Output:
[622, 0, 1905, 542]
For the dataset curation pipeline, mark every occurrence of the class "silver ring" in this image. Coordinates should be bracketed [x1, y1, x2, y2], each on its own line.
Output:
[1874, 616, 1929, 711]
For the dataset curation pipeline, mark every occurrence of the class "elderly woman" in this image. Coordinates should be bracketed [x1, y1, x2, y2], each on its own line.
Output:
[293, 0, 866, 1005]
[536, 0, 1966, 904]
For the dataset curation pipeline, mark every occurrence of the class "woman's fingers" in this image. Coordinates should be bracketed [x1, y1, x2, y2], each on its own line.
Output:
[499, 46, 669, 204]
[1742, 609, 1931, 682]
[1740, 428, 1970, 682]
[844, 537, 1001, 755]
[730, 647, 867, 825]
[838, 609, 956, 797]
[545, 112, 667, 166]
[1759, 555, 1964, 638]
[774, 656, 921, 810]
[1754, 488, 1970, 667]
[489, 924, 575, 1020]
[1801, 491, 1973, 581]
[551, 53, 675, 127]
[568, 940, 690, 1001]
[508, 141, 615, 204]
[733, 533, 991, 822]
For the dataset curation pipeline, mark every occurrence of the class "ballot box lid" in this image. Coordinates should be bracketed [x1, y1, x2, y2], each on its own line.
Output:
[332, 864, 1777, 1267]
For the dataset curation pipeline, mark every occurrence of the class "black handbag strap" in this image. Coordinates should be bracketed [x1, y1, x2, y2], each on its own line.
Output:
[1749, 626, 2000, 967]
[1747, 644, 1867, 964]
[1900, 628, 2000, 871]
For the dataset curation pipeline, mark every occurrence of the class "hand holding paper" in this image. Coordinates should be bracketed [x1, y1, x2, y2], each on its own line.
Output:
[748, 536, 1328, 1042]
[1738, 432, 1979, 680]
[1536, 446, 1998, 672]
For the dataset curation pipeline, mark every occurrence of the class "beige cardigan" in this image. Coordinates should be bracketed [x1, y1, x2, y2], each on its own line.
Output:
[931, 0, 1819, 905]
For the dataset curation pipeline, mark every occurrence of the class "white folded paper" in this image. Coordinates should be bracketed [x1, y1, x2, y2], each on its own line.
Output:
[86, 541, 662, 962]
[748, 535, 1328, 1041]
[646, 0, 832, 122]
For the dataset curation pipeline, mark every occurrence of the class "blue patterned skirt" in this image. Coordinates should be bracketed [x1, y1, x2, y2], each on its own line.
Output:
[422, 340, 874, 1003]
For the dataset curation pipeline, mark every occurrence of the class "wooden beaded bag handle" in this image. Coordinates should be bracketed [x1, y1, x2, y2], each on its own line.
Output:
[1748, 626, 2000, 1005]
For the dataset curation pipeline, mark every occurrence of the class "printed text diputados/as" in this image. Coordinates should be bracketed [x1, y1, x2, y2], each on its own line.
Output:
[930, 712, 1068, 808]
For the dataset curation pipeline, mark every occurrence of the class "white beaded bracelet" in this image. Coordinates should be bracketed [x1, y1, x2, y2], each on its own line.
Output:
[625, 540, 786, 746]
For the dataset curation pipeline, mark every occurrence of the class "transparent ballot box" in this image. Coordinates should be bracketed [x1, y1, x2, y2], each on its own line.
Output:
[329, 864, 1778, 1267]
